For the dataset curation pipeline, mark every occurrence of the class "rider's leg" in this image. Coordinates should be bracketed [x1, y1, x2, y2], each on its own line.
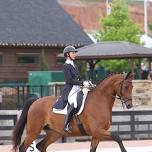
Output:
[64, 103, 75, 132]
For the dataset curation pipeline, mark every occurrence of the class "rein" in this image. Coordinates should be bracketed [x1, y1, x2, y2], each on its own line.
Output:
[98, 79, 132, 108]
[115, 96, 131, 109]
[116, 79, 132, 108]
[68, 88, 81, 98]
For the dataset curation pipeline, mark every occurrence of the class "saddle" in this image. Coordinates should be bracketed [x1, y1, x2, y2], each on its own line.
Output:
[53, 90, 89, 115]
[53, 81, 95, 115]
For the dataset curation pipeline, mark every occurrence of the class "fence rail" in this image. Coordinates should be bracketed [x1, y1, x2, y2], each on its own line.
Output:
[0, 84, 152, 143]
[0, 84, 64, 110]
[0, 114, 17, 141]
[0, 110, 152, 143]
[111, 110, 152, 140]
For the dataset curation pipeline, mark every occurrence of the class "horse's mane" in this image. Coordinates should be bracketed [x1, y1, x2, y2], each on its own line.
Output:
[96, 72, 124, 87]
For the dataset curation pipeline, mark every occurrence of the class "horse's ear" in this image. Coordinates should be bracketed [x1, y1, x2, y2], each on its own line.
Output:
[125, 71, 134, 80]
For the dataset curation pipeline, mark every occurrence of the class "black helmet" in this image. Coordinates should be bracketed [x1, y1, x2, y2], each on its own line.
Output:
[63, 45, 77, 56]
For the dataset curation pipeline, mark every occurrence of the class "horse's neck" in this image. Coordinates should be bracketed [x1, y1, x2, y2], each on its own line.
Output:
[92, 76, 121, 109]
[85, 80, 116, 122]
[99, 75, 122, 94]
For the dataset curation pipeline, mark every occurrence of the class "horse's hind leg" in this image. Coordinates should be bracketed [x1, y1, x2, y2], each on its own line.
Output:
[19, 129, 42, 152]
[19, 134, 36, 152]
[19, 122, 43, 152]
[36, 130, 61, 152]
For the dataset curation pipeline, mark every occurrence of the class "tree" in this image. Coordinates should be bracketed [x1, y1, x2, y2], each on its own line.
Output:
[149, 24, 152, 34]
[96, 0, 141, 72]
[76, 61, 88, 79]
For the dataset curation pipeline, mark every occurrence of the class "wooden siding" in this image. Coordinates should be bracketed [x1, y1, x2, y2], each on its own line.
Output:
[0, 47, 63, 82]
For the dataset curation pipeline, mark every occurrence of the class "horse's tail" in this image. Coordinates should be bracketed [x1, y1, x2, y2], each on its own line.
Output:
[12, 94, 39, 152]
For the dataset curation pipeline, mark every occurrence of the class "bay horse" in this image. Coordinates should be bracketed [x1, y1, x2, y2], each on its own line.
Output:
[12, 72, 134, 152]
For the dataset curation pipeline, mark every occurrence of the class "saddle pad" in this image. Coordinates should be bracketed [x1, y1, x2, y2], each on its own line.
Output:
[53, 91, 88, 115]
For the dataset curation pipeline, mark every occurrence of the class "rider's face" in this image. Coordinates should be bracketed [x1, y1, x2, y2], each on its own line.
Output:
[68, 51, 77, 60]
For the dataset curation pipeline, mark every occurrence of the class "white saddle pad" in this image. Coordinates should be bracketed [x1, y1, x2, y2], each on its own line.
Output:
[53, 88, 89, 115]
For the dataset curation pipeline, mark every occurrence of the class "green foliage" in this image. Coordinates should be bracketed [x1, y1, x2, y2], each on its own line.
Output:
[96, 0, 141, 72]
[149, 24, 152, 32]
[40, 49, 49, 71]
[76, 61, 87, 79]
[98, 59, 130, 72]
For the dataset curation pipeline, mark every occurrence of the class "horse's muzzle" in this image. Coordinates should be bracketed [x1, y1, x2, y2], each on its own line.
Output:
[126, 103, 132, 109]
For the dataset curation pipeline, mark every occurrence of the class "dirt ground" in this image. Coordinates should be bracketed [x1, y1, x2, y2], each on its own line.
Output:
[1, 140, 152, 152]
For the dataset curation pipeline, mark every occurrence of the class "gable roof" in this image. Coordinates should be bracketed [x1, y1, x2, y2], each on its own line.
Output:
[0, 0, 93, 47]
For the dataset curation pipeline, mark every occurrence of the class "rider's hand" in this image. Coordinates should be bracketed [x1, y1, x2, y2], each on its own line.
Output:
[83, 80, 94, 88]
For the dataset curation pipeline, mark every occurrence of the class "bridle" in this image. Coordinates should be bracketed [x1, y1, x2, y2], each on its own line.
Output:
[116, 79, 132, 108]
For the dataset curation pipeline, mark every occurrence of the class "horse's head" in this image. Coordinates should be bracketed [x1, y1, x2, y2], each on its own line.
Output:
[116, 72, 134, 109]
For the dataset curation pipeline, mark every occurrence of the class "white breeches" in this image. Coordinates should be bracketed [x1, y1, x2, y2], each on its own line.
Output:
[68, 85, 81, 108]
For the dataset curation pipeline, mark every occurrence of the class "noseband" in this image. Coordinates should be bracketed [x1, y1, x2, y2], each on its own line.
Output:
[116, 79, 132, 108]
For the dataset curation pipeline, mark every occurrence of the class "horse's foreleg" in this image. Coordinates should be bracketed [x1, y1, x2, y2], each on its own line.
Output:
[111, 132, 127, 152]
[90, 137, 100, 152]
[93, 129, 127, 152]
[36, 130, 61, 152]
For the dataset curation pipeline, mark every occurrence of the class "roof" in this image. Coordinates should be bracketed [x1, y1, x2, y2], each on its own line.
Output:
[57, 41, 152, 59]
[58, 0, 105, 32]
[58, 0, 152, 34]
[0, 0, 93, 47]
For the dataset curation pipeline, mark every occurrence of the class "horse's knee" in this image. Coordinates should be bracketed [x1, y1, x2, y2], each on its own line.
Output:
[111, 132, 122, 143]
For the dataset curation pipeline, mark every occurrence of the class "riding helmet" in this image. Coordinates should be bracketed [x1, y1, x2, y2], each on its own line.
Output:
[63, 45, 77, 56]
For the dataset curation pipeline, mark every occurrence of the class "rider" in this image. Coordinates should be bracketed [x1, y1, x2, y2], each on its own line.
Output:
[53, 45, 86, 132]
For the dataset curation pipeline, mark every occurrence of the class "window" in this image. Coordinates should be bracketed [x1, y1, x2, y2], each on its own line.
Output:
[17, 53, 39, 64]
[57, 59, 65, 65]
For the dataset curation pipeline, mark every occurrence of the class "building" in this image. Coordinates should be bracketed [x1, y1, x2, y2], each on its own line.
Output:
[0, 0, 92, 82]
[58, 0, 152, 34]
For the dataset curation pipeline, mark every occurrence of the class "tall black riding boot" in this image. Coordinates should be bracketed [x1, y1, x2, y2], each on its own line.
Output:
[64, 103, 75, 133]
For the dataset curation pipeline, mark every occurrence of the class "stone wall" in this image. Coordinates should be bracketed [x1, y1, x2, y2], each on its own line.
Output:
[114, 80, 152, 107]
[132, 80, 152, 106]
